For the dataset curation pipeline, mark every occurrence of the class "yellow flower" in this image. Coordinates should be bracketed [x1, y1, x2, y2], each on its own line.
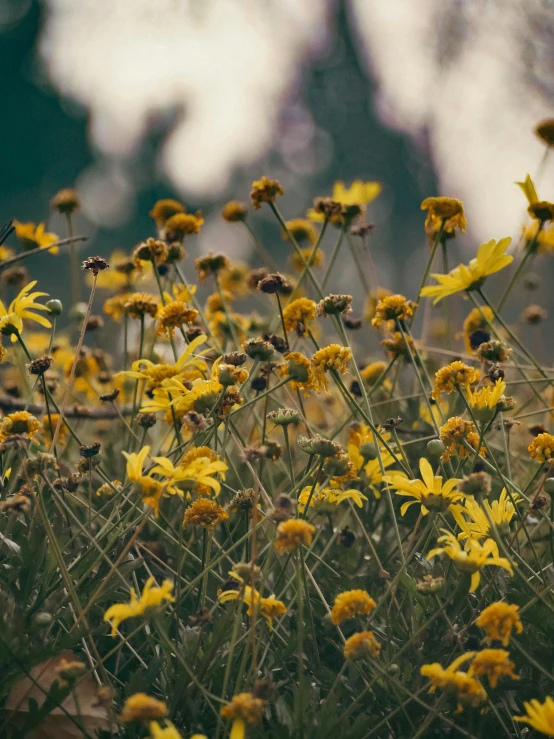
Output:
[298, 484, 368, 513]
[468, 378, 506, 414]
[469, 648, 519, 688]
[331, 589, 376, 625]
[344, 631, 381, 660]
[371, 294, 415, 328]
[282, 218, 318, 245]
[117, 334, 209, 387]
[149, 720, 184, 739]
[279, 352, 314, 392]
[274, 519, 315, 554]
[151, 450, 227, 497]
[183, 499, 228, 528]
[432, 361, 478, 400]
[385, 457, 463, 516]
[219, 263, 250, 296]
[461, 306, 494, 354]
[124, 293, 159, 320]
[516, 174, 554, 222]
[122, 445, 170, 516]
[104, 577, 174, 636]
[451, 489, 523, 540]
[515, 697, 554, 735]
[156, 301, 199, 338]
[308, 180, 381, 223]
[0, 281, 51, 341]
[220, 692, 266, 739]
[0, 411, 40, 441]
[310, 344, 351, 393]
[381, 331, 416, 359]
[141, 360, 223, 416]
[13, 221, 59, 253]
[165, 212, 204, 239]
[529, 432, 554, 463]
[421, 237, 513, 304]
[439, 416, 484, 461]
[222, 200, 248, 222]
[149, 198, 185, 227]
[218, 573, 286, 629]
[421, 653, 487, 713]
[250, 176, 284, 209]
[427, 530, 513, 592]
[282, 298, 316, 333]
[359, 361, 388, 387]
[475, 601, 523, 646]
[420, 197, 467, 237]
[120, 693, 168, 722]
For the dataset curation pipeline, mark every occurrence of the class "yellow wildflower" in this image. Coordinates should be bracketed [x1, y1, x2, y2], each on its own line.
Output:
[0, 411, 40, 441]
[451, 489, 523, 540]
[151, 450, 227, 497]
[0, 280, 51, 341]
[371, 294, 416, 328]
[220, 692, 265, 739]
[298, 484, 367, 513]
[529, 432, 554, 463]
[156, 301, 199, 338]
[439, 416, 484, 462]
[384, 457, 463, 516]
[250, 176, 284, 209]
[219, 263, 249, 296]
[117, 334, 209, 387]
[222, 200, 248, 222]
[360, 361, 388, 387]
[282, 298, 316, 333]
[279, 352, 314, 392]
[468, 378, 506, 418]
[461, 306, 494, 354]
[124, 293, 159, 320]
[149, 721, 184, 739]
[149, 198, 185, 227]
[274, 519, 315, 554]
[420, 653, 486, 712]
[183, 499, 228, 528]
[308, 180, 381, 224]
[13, 221, 59, 254]
[420, 237, 513, 304]
[310, 344, 351, 393]
[514, 697, 554, 735]
[344, 631, 381, 660]
[427, 530, 512, 592]
[475, 601, 523, 646]
[432, 361, 478, 400]
[420, 197, 467, 238]
[469, 648, 519, 688]
[331, 589, 376, 625]
[104, 577, 174, 636]
[165, 212, 204, 239]
[282, 218, 318, 245]
[218, 573, 286, 629]
[120, 693, 168, 722]
[516, 173, 554, 222]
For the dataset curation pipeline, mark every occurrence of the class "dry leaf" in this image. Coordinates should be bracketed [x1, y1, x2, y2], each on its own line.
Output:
[5, 651, 112, 739]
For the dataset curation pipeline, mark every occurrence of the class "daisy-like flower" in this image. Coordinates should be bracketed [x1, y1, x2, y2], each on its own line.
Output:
[282, 298, 317, 333]
[122, 446, 174, 516]
[297, 484, 368, 513]
[468, 648, 519, 688]
[150, 449, 228, 497]
[307, 180, 381, 225]
[0, 411, 40, 441]
[420, 653, 487, 713]
[220, 692, 266, 739]
[516, 173, 554, 223]
[432, 361, 478, 400]
[528, 432, 554, 463]
[310, 344, 351, 393]
[427, 530, 513, 592]
[13, 221, 59, 253]
[461, 306, 494, 354]
[343, 631, 381, 660]
[183, 498, 228, 529]
[120, 693, 168, 722]
[439, 416, 485, 461]
[420, 197, 467, 238]
[103, 577, 174, 636]
[331, 589, 376, 625]
[274, 519, 315, 554]
[420, 237, 513, 304]
[0, 281, 51, 341]
[218, 572, 286, 629]
[475, 601, 523, 646]
[371, 294, 416, 328]
[384, 457, 463, 516]
[451, 489, 523, 540]
[156, 301, 199, 338]
[468, 378, 507, 420]
[141, 359, 223, 416]
[514, 697, 554, 736]
[117, 334, 209, 387]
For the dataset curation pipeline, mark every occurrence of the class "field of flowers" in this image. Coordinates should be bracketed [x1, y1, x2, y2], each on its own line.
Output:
[1, 120, 554, 739]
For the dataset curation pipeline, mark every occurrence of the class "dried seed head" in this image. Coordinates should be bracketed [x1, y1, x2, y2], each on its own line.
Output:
[297, 434, 342, 457]
[257, 272, 291, 295]
[82, 256, 109, 275]
[79, 442, 101, 459]
[458, 471, 492, 498]
[28, 355, 53, 376]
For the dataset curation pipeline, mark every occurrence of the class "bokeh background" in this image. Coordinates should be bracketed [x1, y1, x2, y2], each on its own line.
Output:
[2, 0, 554, 309]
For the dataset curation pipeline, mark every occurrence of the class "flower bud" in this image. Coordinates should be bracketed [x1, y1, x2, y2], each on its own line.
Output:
[266, 408, 301, 426]
[297, 434, 342, 457]
[360, 442, 378, 460]
[427, 439, 445, 458]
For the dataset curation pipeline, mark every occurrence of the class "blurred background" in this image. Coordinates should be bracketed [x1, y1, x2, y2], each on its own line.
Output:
[1, 0, 554, 308]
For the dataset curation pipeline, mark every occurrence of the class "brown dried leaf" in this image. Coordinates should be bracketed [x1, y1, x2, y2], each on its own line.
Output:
[5, 651, 112, 738]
